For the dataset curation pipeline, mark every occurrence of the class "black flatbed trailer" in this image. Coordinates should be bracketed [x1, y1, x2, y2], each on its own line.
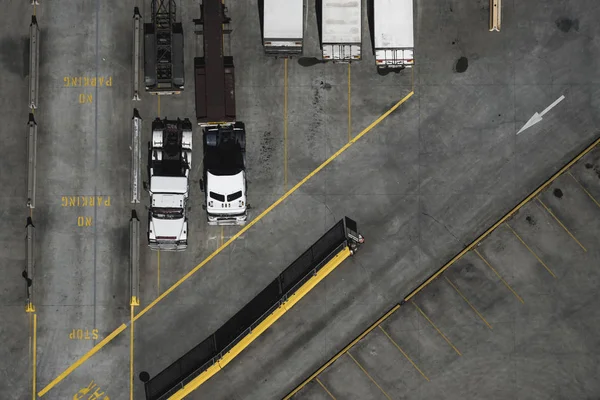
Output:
[194, 0, 236, 125]
[144, 0, 184, 95]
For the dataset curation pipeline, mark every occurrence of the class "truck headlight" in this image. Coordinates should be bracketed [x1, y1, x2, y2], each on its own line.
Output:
[239, 200, 244, 207]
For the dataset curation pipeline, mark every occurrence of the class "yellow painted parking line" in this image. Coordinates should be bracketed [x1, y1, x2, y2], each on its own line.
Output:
[157, 250, 161, 295]
[536, 197, 586, 252]
[378, 325, 429, 381]
[347, 352, 392, 400]
[568, 171, 600, 209]
[167, 248, 352, 399]
[316, 378, 337, 400]
[131, 90, 413, 325]
[130, 305, 135, 400]
[284, 58, 288, 190]
[41, 92, 415, 397]
[403, 136, 600, 303]
[38, 323, 128, 396]
[474, 249, 524, 304]
[412, 301, 461, 356]
[445, 277, 492, 330]
[283, 304, 402, 400]
[32, 313, 37, 400]
[348, 64, 352, 142]
[505, 223, 556, 278]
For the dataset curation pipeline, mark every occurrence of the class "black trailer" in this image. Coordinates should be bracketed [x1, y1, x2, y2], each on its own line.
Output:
[144, 0, 184, 95]
[194, 0, 236, 125]
[142, 217, 364, 400]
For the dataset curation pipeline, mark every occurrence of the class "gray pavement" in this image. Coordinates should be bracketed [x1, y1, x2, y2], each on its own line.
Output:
[292, 146, 600, 399]
[1, 0, 600, 399]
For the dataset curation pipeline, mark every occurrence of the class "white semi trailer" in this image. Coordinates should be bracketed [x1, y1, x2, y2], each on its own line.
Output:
[263, 0, 304, 55]
[374, 0, 414, 69]
[321, 0, 361, 62]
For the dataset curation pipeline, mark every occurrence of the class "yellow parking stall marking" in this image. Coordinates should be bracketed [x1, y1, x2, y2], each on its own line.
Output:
[284, 58, 289, 190]
[40, 92, 415, 397]
[347, 64, 352, 142]
[283, 304, 402, 400]
[444, 277, 492, 330]
[131, 91, 413, 326]
[403, 136, 600, 304]
[505, 223, 556, 278]
[536, 197, 586, 252]
[568, 171, 600, 209]
[346, 352, 392, 400]
[378, 325, 429, 381]
[130, 305, 135, 400]
[316, 378, 337, 400]
[32, 313, 37, 400]
[38, 323, 128, 396]
[157, 250, 161, 295]
[474, 249, 524, 304]
[412, 301, 461, 356]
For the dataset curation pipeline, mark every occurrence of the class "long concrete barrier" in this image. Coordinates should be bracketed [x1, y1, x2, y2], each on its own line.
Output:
[29, 16, 40, 109]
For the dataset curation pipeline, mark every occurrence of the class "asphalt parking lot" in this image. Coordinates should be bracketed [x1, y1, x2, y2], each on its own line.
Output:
[288, 145, 600, 400]
[1, 0, 600, 399]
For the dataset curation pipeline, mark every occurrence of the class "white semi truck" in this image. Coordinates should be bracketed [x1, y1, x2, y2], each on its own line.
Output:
[373, 0, 414, 69]
[321, 0, 361, 62]
[263, 0, 304, 55]
[200, 123, 247, 225]
[147, 118, 192, 251]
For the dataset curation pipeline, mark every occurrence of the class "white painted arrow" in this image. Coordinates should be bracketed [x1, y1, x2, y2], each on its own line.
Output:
[517, 95, 565, 135]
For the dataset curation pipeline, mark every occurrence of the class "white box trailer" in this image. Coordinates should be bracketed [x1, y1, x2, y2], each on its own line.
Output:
[374, 0, 414, 69]
[322, 0, 361, 62]
[263, 0, 304, 55]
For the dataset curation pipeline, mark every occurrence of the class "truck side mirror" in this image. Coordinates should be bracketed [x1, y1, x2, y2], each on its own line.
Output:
[143, 181, 149, 191]
[199, 179, 204, 192]
[201, 204, 206, 210]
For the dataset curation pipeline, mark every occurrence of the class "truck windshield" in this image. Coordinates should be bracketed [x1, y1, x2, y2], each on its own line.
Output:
[152, 208, 184, 219]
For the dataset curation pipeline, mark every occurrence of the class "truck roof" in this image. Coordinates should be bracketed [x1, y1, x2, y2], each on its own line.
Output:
[150, 176, 188, 194]
[322, 0, 361, 44]
[264, 0, 303, 40]
[374, 0, 414, 49]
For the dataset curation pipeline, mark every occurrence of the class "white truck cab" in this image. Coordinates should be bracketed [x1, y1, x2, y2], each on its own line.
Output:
[200, 123, 247, 226]
[206, 170, 247, 225]
[147, 118, 192, 251]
